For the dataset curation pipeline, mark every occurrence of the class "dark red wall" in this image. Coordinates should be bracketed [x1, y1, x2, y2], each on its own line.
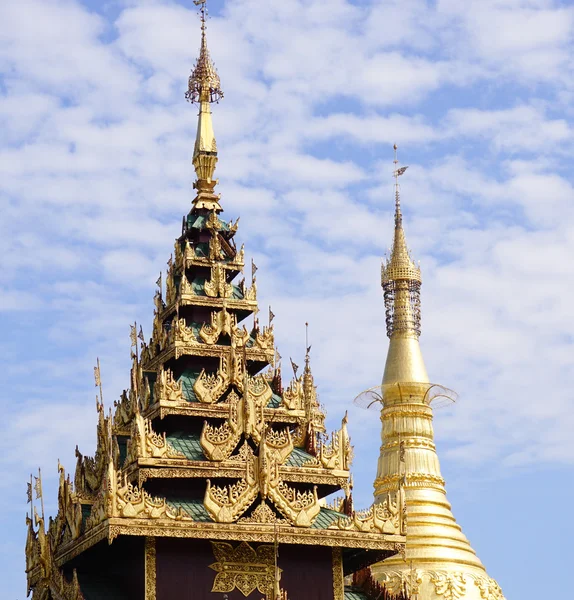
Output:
[156, 538, 334, 600]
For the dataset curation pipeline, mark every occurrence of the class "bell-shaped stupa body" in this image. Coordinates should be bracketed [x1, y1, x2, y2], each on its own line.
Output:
[371, 148, 505, 600]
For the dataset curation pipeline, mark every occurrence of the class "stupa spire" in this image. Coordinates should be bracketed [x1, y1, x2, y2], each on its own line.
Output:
[371, 146, 505, 600]
[381, 145, 428, 386]
[186, 0, 224, 211]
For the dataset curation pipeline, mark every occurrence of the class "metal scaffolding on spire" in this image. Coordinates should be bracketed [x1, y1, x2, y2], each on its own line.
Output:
[381, 144, 421, 339]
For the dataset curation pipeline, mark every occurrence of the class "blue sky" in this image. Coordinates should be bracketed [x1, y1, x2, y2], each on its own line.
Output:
[1, 0, 574, 597]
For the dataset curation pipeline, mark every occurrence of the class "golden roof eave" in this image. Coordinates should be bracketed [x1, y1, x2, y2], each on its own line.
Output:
[55, 518, 405, 567]
[126, 461, 351, 489]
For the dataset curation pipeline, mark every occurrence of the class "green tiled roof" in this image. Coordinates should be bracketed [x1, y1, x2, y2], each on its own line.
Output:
[286, 447, 315, 467]
[168, 498, 212, 521]
[189, 277, 243, 299]
[191, 276, 207, 296]
[231, 285, 243, 299]
[344, 587, 369, 600]
[166, 500, 341, 530]
[179, 369, 200, 402]
[312, 508, 342, 529]
[167, 431, 205, 460]
[187, 214, 231, 232]
[267, 393, 282, 408]
[194, 242, 209, 257]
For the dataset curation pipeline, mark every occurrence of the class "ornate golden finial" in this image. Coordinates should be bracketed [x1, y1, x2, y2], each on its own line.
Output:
[186, 0, 223, 104]
[304, 322, 312, 369]
[186, 0, 224, 209]
[381, 145, 421, 340]
[392, 143, 408, 227]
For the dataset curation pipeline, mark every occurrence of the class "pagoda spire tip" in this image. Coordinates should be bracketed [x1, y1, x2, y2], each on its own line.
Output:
[187, 0, 223, 209]
[186, 0, 223, 104]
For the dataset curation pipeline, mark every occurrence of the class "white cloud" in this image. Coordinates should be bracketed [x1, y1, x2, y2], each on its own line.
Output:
[2, 1, 574, 597]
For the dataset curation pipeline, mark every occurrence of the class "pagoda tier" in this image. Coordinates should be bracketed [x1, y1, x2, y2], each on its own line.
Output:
[24, 4, 406, 600]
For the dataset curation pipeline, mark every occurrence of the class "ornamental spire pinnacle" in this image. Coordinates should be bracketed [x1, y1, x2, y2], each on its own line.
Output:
[382, 145, 422, 338]
[372, 146, 505, 600]
[186, 0, 224, 211]
[381, 145, 428, 386]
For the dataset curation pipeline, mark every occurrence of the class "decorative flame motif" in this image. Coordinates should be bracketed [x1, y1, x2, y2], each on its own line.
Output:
[209, 541, 277, 597]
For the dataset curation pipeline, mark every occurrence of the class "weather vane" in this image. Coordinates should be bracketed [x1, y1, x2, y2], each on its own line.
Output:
[392, 144, 408, 226]
[194, 0, 208, 32]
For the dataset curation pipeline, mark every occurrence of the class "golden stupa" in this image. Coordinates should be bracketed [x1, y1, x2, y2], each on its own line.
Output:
[370, 147, 505, 600]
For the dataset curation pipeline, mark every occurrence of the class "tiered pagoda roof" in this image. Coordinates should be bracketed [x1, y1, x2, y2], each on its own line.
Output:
[24, 4, 406, 600]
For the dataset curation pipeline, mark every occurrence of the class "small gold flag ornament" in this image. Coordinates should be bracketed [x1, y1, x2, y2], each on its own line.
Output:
[34, 476, 42, 500]
[130, 324, 137, 347]
[290, 359, 299, 378]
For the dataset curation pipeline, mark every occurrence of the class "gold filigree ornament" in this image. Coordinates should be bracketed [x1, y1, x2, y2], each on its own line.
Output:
[200, 419, 241, 461]
[199, 306, 237, 344]
[209, 541, 278, 597]
[265, 427, 293, 465]
[334, 492, 402, 534]
[172, 317, 199, 346]
[204, 263, 233, 298]
[194, 354, 231, 404]
[268, 481, 321, 527]
[154, 366, 185, 405]
[319, 414, 352, 471]
[282, 378, 304, 411]
[379, 570, 422, 597]
[145, 537, 156, 600]
[472, 575, 505, 600]
[251, 325, 274, 351]
[204, 474, 259, 523]
[238, 502, 286, 524]
[429, 571, 467, 600]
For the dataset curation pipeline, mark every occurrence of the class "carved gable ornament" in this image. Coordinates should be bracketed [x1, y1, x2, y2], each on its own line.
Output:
[209, 541, 278, 597]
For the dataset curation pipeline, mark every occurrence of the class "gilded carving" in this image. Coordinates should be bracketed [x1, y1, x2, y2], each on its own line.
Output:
[180, 271, 193, 296]
[56, 463, 83, 545]
[154, 367, 185, 405]
[25, 22, 412, 597]
[282, 378, 304, 411]
[269, 482, 320, 527]
[204, 475, 259, 523]
[265, 427, 293, 465]
[200, 419, 241, 461]
[472, 576, 505, 600]
[117, 480, 174, 519]
[238, 502, 286, 524]
[332, 547, 344, 600]
[251, 326, 274, 352]
[205, 263, 233, 298]
[334, 493, 402, 535]
[145, 537, 156, 600]
[244, 281, 257, 301]
[199, 306, 237, 344]
[127, 413, 186, 463]
[25, 513, 85, 600]
[319, 413, 352, 471]
[165, 264, 176, 306]
[429, 571, 467, 600]
[172, 317, 199, 346]
[209, 541, 277, 597]
[227, 440, 255, 463]
[379, 569, 422, 597]
[194, 357, 230, 404]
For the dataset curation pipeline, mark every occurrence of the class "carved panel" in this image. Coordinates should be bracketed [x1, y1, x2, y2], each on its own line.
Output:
[209, 541, 277, 597]
[145, 537, 156, 600]
[332, 547, 344, 600]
